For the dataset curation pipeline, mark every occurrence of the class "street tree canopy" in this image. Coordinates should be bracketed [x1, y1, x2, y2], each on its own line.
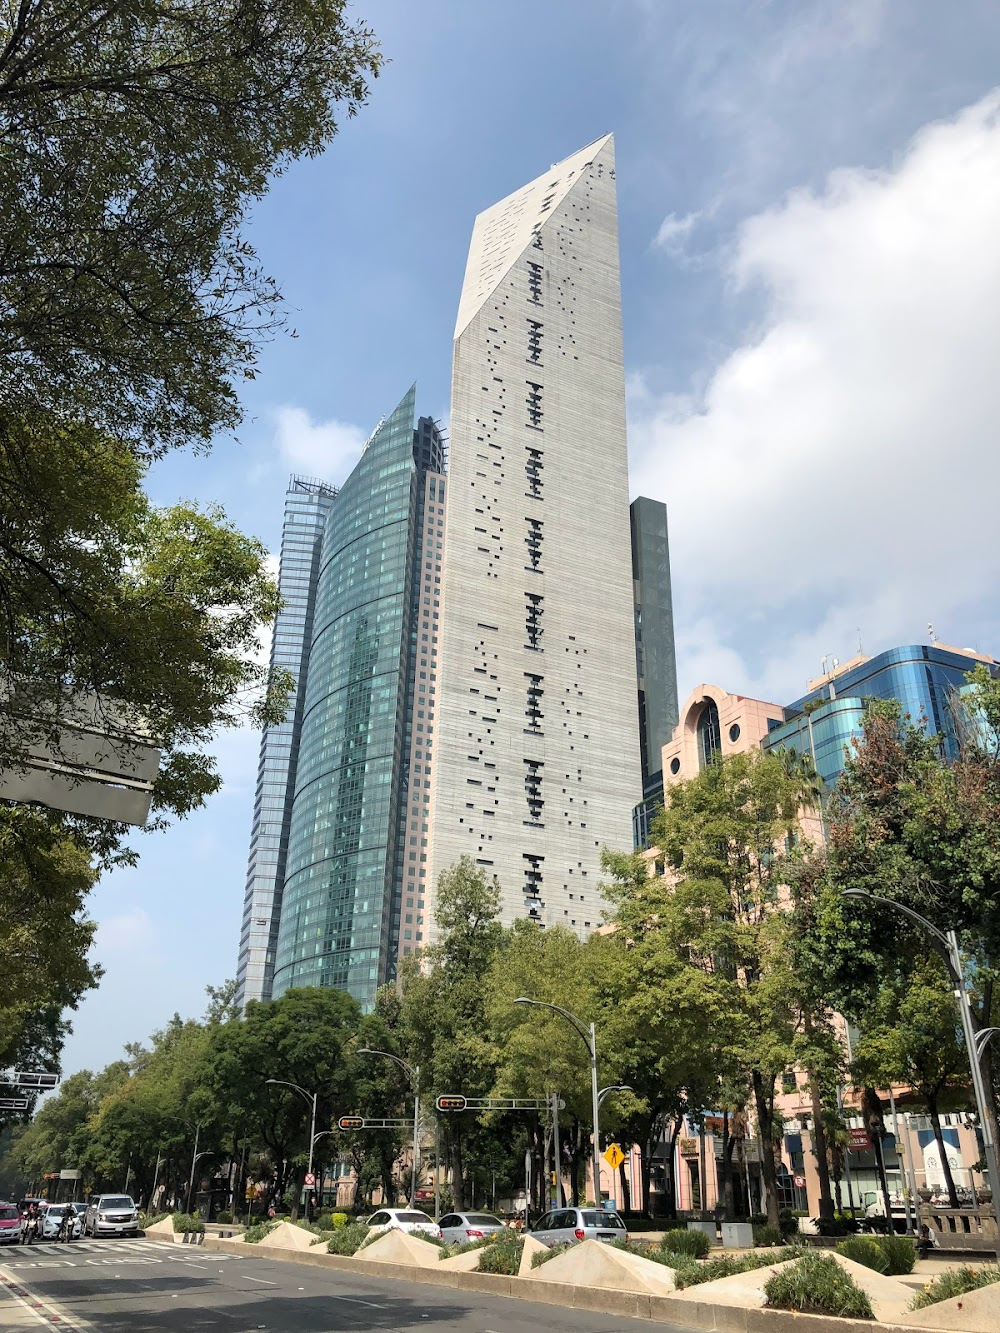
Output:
[0, 0, 382, 455]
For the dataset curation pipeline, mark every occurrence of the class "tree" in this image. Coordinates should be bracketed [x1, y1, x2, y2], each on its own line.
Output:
[0, 0, 381, 456]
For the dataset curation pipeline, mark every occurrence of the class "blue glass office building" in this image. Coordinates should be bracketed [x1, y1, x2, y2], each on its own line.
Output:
[238, 387, 445, 1009]
[761, 644, 998, 790]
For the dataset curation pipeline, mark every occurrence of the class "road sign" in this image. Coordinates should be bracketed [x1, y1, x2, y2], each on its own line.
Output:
[304, 1172, 316, 1187]
[0, 1070, 59, 1090]
[435, 1095, 467, 1112]
[0, 1098, 28, 1111]
[338, 1116, 364, 1130]
[603, 1143, 626, 1170]
[793, 1174, 806, 1189]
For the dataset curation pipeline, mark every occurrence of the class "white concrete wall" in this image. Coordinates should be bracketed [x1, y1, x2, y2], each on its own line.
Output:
[428, 135, 641, 934]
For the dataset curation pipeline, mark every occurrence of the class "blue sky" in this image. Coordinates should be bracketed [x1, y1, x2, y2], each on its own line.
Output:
[62, 0, 1000, 1073]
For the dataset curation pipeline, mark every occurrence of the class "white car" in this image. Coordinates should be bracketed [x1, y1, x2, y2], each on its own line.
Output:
[364, 1207, 442, 1239]
[41, 1204, 83, 1240]
[84, 1194, 139, 1237]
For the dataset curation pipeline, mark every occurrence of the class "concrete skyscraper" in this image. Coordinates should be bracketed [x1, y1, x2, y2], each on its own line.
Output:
[236, 388, 446, 1010]
[427, 135, 641, 932]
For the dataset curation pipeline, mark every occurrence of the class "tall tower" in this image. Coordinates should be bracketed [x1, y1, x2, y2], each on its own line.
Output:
[236, 475, 337, 1009]
[428, 135, 641, 932]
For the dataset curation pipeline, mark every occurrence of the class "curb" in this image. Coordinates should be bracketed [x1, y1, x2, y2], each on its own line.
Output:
[197, 1235, 938, 1331]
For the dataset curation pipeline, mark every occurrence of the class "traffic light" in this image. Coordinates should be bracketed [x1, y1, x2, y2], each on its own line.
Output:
[435, 1095, 467, 1112]
[338, 1116, 364, 1130]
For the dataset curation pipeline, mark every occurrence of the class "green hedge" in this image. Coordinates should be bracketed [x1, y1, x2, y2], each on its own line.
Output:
[836, 1236, 889, 1274]
[753, 1223, 786, 1248]
[243, 1219, 278, 1244]
[325, 1222, 370, 1256]
[873, 1234, 915, 1276]
[171, 1212, 205, 1234]
[672, 1248, 805, 1289]
[661, 1227, 711, 1259]
[911, 1264, 1000, 1310]
[764, 1253, 874, 1320]
[476, 1232, 523, 1275]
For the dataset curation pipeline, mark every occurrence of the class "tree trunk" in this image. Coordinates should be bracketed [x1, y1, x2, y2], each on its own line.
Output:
[752, 1071, 781, 1228]
[618, 1158, 631, 1212]
[450, 1133, 465, 1211]
[809, 1074, 835, 1221]
[928, 1100, 960, 1209]
[720, 1111, 736, 1221]
[863, 1087, 894, 1228]
[641, 1133, 653, 1217]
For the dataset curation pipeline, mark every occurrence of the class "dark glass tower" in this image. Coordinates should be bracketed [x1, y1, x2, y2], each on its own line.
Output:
[268, 387, 445, 1005]
[630, 496, 679, 847]
[236, 476, 338, 1008]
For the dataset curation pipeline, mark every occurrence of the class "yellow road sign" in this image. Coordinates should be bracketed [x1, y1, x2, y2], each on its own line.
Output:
[603, 1143, 626, 1170]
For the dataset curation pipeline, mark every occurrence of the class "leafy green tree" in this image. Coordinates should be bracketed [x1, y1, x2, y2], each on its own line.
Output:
[10, 1063, 128, 1187]
[0, 0, 381, 455]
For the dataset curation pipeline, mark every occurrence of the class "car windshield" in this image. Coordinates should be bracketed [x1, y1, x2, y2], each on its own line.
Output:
[0, 1206, 17, 1220]
[581, 1211, 625, 1227]
[466, 1214, 501, 1226]
[48, 1206, 69, 1216]
[101, 1198, 133, 1209]
[396, 1212, 432, 1223]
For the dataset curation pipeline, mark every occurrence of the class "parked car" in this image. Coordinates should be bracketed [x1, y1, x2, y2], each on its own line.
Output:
[530, 1207, 628, 1247]
[41, 1204, 83, 1241]
[0, 1202, 21, 1245]
[438, 1211, 506, 1245]
[84, 1195, 139, 1237]
[364, 1208, 442, 1239]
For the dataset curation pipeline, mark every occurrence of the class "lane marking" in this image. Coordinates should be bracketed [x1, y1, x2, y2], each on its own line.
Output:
[0, 1274, 93, 1331]
[333, 1294, 389, 1309]
[240, 1274, 277, 1285]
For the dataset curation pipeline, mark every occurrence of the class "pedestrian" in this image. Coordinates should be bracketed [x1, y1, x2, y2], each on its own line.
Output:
[916, 1224, 934, 1259]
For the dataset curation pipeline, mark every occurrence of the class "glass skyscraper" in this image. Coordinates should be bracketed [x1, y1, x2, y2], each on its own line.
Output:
[236, 476, 338, 1009]
[237, 388, 445, 1010]
[761, 643, 999, 789]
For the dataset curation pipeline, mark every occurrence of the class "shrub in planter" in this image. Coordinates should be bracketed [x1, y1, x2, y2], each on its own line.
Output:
[531, 1241, 573, 1268]
[332, 1212, 349, 1229]
[764, 1253, 874, 1320]
[171, 1212, 205, 1234]
[325, 1222, 371, 1256]
[672, 1247, 807, 1289]
[138, 1212, 168, 1230]
[836, 1236, 889, 1274]
[476, 1232, 523, 1275]
[215, 1210, 233, 1224]
[753, 1223, 785, 1248]
[813, 1214, 856, 1236]
[778, 1208, 799, 1238]
[910, 1264, 1000, 1310]
[609, 1239, 673, 1266]
[243, 1219, 279, 1244]
[661, 1227, 711, 1259]
[873, 1234, 915, 1276]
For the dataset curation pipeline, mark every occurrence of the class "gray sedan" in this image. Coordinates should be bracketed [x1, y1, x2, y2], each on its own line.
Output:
[438, 1211, 507, 1245]
[530, 1207, 628, 1246]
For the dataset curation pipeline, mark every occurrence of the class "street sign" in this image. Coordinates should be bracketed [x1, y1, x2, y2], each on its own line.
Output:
[793, 1174, 806, 1189]
[338, 1116, 365, 1130]
[435, 1095, 467, 1112]
[304, 1173, 316, 1187]
[0, 1070, 59, 1090]
[59, 1170, 81, 1180]
[603, 1143, 626, 1170]
[849, 1127, 873, 1152]
[0, 1098, 28, 1111]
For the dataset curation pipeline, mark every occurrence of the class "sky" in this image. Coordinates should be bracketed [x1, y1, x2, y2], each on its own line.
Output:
[60, 0, 1000, 1075]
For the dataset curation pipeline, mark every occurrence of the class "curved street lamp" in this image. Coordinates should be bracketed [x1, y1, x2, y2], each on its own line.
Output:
[266, 1078, 319, 1221]
[842, 889, 1000, 1259]
[514, 999, 602, 1210]
[357, 1049, 421, 1206]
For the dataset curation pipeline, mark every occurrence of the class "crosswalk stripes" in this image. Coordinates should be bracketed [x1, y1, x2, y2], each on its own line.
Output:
[0, 1238, 237, 1270]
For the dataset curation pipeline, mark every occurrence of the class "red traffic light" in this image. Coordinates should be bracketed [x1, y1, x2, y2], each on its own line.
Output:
[435, 1095, 467, 1112]
[338, 1116, 364, 1130]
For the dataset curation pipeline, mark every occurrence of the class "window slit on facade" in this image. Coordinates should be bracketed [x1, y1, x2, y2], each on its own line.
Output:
[526, 380, 543, 429]
[525, 592, 544, 651]
[524, 758, 544, 825]
[525, 672, 544, 734]
[531, 223, 543, 251]
[523, 851, 544, 919]
[527, 260, 543, 305]
[526, 447, 544, 498]
[527, 319, 543, 364]
[525, 516, 543, 572]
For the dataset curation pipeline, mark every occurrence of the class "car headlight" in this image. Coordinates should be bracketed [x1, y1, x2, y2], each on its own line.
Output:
[99, 1213, 108, 1220]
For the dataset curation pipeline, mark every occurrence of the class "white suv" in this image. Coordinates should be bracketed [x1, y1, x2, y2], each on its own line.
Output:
[84, 1195, 139, 1237]
[364, 1207, 441, 1239]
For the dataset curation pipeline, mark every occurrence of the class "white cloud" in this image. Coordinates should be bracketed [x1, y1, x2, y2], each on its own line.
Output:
[631, 91, 1000, 703]
[273, 406, 365, 484]
[653, 210, 701, 254]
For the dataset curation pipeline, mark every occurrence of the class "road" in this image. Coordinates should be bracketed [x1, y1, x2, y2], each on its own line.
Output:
[0, 1237, 698, 1332]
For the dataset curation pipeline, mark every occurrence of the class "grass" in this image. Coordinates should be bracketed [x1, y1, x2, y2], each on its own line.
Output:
[836, 1236, 890, 1274]
[764, 1253, 874, 1320]
[476, 1232, 524, 1275]
[671, 1247, 806, 1289]
[910, 1264, 1000, 1310]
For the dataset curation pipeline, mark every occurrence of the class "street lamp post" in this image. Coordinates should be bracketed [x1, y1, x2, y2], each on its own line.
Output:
[357, 1049, 421, 1206]
[266, 1079, 318, 1221]
[843, 890, 1000, 1259]
[514, 999, 603, 1210]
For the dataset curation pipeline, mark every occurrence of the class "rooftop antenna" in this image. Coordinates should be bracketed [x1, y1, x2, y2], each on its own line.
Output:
[928, 622, 936, 644]
[858, 627, 863, 656]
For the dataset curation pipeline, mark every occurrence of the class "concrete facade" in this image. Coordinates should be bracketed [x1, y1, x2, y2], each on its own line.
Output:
[428, 135, 641, 931]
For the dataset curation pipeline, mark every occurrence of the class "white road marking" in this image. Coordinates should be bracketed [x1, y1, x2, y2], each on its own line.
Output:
[333, 1294, 389, 1308]
[241, 1273, 278, 1284]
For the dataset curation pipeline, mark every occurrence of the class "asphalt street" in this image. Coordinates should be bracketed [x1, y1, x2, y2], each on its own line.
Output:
[0, 1237, 698, 1332]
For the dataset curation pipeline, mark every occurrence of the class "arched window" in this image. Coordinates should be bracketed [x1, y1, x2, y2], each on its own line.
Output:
[697, 699, 722, 769]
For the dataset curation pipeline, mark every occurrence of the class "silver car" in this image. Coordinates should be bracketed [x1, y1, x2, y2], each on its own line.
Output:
[84, 1194, 139, 1237]
[530, 1206, 628, 1246]
[438, 1211, 507, 1245]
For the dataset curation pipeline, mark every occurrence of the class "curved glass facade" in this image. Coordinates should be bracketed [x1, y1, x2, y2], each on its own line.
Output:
[271, 387, 444, 1003]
